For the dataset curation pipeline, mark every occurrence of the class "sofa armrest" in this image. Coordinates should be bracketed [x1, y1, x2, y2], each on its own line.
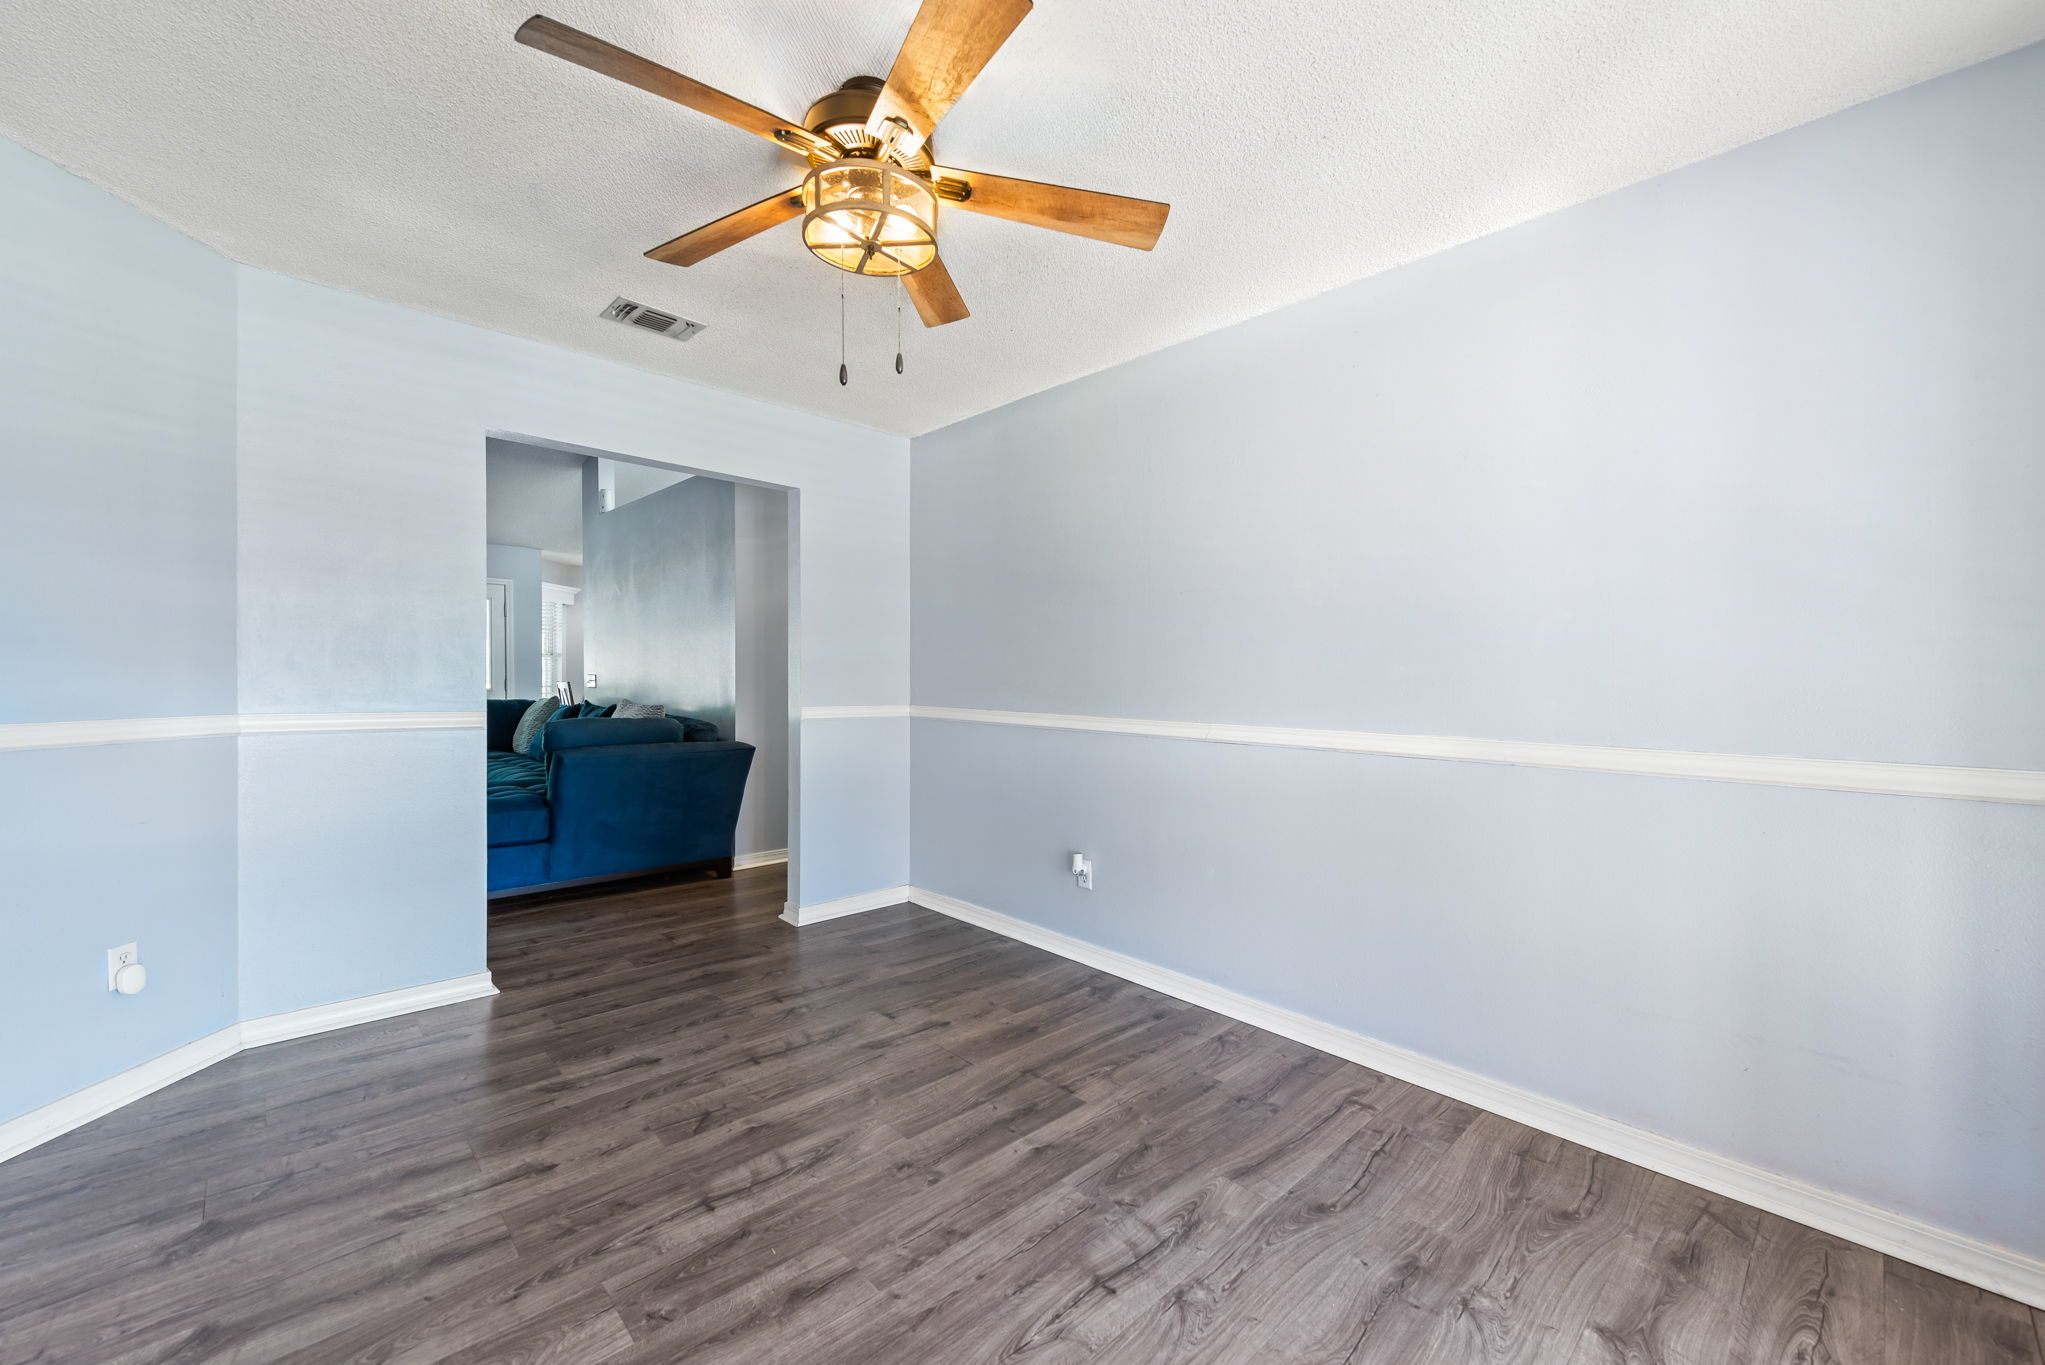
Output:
[544, 740, 755, 883]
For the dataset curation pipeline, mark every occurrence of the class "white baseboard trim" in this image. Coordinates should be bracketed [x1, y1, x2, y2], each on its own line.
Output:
[781, 884, 913, 926]
[0, 1025, 242, 1165]
[906, 706, 2045, 806]
[905, 885, 2045, 1311]
[238, 972, 499, 1048]
[0, 712, 485, 752]
[0, 973, 497, 1167]
[734, 848, 789, 870]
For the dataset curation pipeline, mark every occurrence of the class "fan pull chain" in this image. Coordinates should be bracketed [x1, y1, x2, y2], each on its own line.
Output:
[838, 275, 848, 387]
[895, 280, 905, 375]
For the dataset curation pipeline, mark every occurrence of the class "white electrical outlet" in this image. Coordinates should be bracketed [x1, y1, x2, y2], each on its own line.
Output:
[107, 943, 138, 991]
[1070, 853, 1093, 891]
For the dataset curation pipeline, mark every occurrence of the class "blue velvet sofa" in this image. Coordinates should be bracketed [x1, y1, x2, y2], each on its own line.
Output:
[486, 699, 754, 896]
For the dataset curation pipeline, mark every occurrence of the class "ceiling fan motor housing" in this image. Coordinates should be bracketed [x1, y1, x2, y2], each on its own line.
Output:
[802, 77, 933, 175]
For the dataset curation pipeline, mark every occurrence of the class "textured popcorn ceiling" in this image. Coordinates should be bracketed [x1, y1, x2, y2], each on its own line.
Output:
[5, 1, 2042, 436]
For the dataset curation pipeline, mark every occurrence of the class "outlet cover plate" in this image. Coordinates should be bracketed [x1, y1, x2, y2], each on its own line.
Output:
[107, 942, 137, 991]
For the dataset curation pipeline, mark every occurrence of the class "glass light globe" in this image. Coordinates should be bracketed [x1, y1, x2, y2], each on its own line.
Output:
[801, 157, 938, 277]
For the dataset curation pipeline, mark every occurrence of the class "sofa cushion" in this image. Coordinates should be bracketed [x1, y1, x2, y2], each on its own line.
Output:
[612, 699, 665, 718]
[486, 751, 550, 847]
[512, 696, 561, 757]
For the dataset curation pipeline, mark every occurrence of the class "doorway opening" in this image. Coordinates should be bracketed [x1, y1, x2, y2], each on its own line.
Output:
[480, 433, 796, 902]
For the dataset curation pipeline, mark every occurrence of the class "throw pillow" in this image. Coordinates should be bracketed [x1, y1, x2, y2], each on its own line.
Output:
[613, 700, 666, 719]
[511, 696, 562, 757]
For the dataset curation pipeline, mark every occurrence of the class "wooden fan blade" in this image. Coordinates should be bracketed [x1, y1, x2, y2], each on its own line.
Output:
[865, 0, 1032, 155]
[516, 15, 813, 148]
[935, 167, 1169, 250]
[644, 188, 806, 267]
[905, 257, 970, 327]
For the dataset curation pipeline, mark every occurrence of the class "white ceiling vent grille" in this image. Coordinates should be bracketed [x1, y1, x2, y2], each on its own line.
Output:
[600, 296, 704, 342]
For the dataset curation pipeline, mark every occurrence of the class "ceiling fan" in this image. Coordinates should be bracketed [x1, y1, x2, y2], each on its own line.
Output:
[515, 0, 1170, 328]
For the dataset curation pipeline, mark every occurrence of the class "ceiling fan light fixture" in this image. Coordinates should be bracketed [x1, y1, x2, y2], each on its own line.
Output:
[801, 157, 937, 277]
[517, 3, 1170, 327]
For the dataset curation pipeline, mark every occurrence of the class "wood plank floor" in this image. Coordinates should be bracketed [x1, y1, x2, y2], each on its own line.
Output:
[3, 868, 2039, 1363]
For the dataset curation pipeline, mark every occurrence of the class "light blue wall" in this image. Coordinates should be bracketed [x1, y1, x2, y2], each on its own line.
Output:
[735, 482, 792, 857]
[237, 729, 486, 1017]
[1, 132, 912, 1126]
[1, 741, 240, 1118]
[230, 265, 506, 1020]
[485, 543, 543, 700]
[915, 44, 2045, 772]
[236, 287, 487, 719]
[803, 717, 911, 904]
[228, 281, 908, 1010]
[910, 42, 2045, 1257]
[227, 262, 909, 1013]
[0, 138, 241, 1120]
[581, 465, 737, 734]
[912, 722, 2045, 1253]
[0, 142, 239, 728]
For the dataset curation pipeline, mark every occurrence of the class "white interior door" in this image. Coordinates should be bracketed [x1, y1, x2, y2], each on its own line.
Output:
[485, 579, 511, 699]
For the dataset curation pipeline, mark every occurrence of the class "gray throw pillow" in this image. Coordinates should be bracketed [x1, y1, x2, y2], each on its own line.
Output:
[612, 700, 666, 719]
[511, 696, 562, 757]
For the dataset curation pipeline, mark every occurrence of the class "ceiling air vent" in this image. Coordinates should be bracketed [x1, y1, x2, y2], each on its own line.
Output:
[600, 297, 705, 343]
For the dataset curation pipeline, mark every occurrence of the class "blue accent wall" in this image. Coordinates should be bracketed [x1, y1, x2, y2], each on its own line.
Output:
[582, 463, 737, 735]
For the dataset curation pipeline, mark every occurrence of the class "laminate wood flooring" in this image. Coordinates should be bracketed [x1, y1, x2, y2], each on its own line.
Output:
[2, 869, 2038, 1363]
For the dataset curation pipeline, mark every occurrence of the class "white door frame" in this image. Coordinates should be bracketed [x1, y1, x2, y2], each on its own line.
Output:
[485, 578, 512, 700]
